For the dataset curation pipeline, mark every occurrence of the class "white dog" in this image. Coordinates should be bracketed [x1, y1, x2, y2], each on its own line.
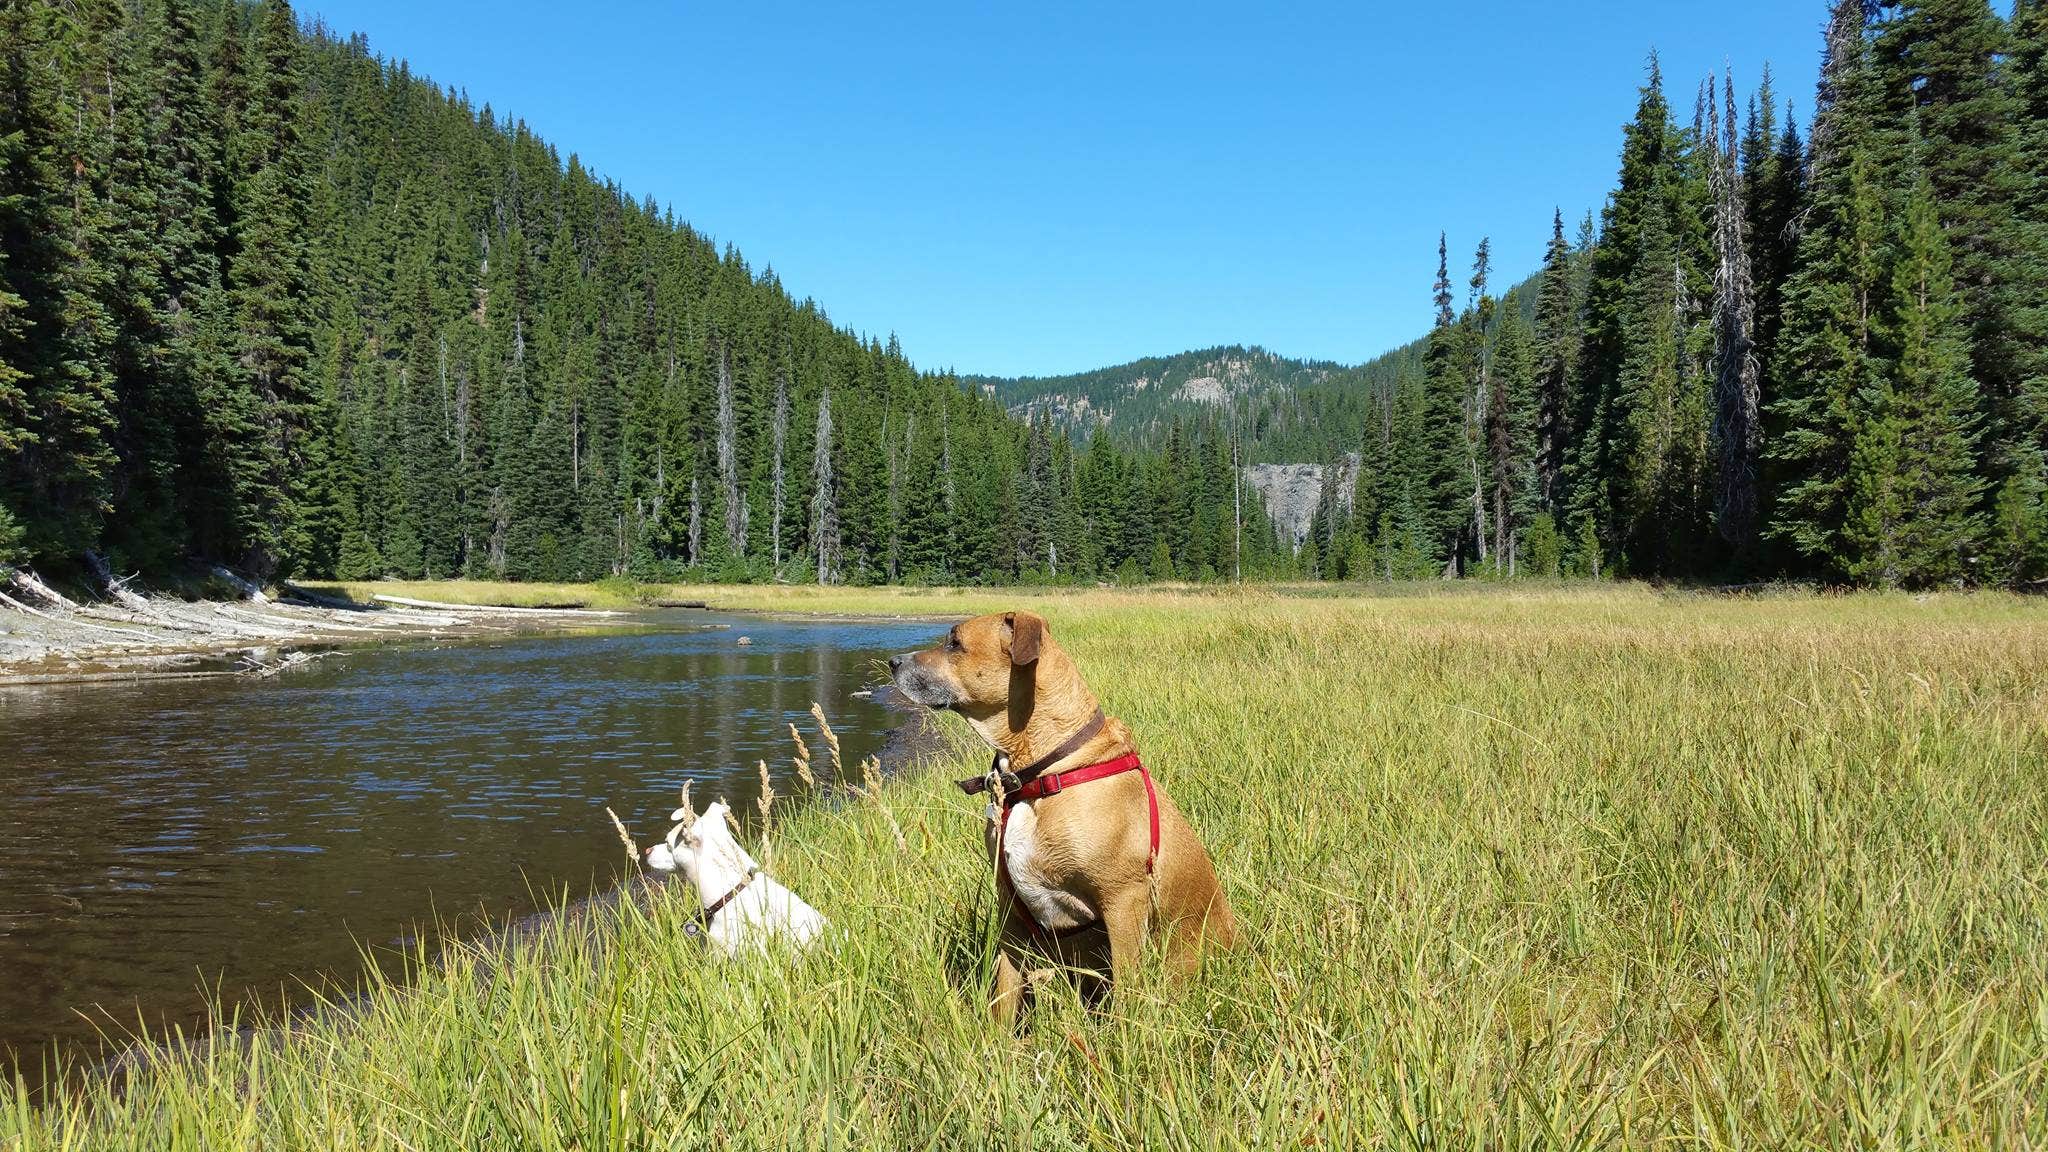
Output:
[644, 799, 827, 955]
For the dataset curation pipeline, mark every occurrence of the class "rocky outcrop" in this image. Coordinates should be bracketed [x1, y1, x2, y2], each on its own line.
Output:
[1243, 453, 1361, 551]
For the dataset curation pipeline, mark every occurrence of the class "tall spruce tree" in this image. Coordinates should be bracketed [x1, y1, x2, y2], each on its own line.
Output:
[1876, 0, 2046, 585]
[1848, 168, 1985, 586]
[1532, 210, 1577, 513]
[0, 0, 120, 560]
[1771, 0, 1897, 578]
[1488, 305, 1538, 567]
[1711, 71, 1764, 552]
[1994, 0, 2048, 580]
[1419, 234, 1469, 572]
[1742, 69, 1806, 402]
[1570, 55, 1685, 575]
[397, 282, 458, 577]
[223, 0, 322, 575]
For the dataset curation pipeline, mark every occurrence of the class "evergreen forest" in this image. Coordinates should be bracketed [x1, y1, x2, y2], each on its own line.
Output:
[3, 0, 2045, 589]
[1305, 0, 2048, 588]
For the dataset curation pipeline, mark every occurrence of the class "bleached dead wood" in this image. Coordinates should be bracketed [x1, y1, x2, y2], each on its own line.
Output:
[370, 593, 621, 617]
[84, 551, 155, 613]
[0, 590, 158, 639]
[9, 569, 82, 611]
[370, 606, 477, 627]
[279, 583, 364, 610]
[218, 603, 383, 634]
[200, 602, 306, 640]
[75, 604, 218, 635]
[209, 566, 271, 604]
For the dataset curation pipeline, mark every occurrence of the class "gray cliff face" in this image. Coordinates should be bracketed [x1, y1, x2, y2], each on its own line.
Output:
[1243, 453, 1361, 551]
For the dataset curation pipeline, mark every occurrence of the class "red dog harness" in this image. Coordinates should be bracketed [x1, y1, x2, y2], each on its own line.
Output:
[973, 733, 1162, 942]
[953, 710, 1164, 940]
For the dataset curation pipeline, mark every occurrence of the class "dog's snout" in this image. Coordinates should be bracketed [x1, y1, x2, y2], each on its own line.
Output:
[889, 653, 907, 674]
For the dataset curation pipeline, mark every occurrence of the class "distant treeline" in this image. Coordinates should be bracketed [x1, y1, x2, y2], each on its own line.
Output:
[1305, 0, 2048, 588]
[0, 0, 1291, 587]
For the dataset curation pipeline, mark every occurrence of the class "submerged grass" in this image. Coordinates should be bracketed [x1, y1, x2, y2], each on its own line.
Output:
[8, 585, 2048, 1149]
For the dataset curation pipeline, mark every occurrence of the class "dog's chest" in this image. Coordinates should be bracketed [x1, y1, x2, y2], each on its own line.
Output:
[994, 802, 1097, 931]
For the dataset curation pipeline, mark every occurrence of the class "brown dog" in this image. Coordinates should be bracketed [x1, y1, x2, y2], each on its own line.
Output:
[890, 610, 1235, 1022]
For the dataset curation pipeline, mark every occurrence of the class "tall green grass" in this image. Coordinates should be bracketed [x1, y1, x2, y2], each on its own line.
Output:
[8, 586, 2047, 1149]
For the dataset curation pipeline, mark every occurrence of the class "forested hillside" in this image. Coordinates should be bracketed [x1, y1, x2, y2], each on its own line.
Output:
[0, 0, 1286, 587]
[969, 341, 1430, 464]
[1300, 0, 2048, 588]
[6, 0, 2045, 590]
[966, 346, 1347, 447]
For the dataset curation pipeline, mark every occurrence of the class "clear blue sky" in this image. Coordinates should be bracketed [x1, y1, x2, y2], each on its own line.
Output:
[304, 1, 1838, 378]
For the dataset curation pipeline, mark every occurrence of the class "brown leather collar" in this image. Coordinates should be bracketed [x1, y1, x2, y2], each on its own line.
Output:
[685, 866, 759, 938]
[955, 708, 1106, 798]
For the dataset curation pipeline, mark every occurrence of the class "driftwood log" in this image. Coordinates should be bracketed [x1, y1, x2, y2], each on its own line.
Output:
[209, 566, 271, 603]
[370, 593, 622, 617]
[8, 568, 83, 611]
[83, 551, 155, 613]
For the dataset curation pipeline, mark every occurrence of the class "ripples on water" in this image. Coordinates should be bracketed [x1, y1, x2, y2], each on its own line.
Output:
[0, 610, 944, 1090]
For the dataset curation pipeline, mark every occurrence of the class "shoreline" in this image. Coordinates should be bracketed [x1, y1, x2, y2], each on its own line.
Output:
[11, 586, 2045, 1143]
[68, 690, 957, 1101]
[0, 578, 638, 686]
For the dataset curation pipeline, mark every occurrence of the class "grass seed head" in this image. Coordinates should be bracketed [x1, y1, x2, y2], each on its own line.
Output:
[809, 702, 842, 780]
[603, 806, 639, 868]
[757, 759, 777, 822]
[790, 722, 816, 789]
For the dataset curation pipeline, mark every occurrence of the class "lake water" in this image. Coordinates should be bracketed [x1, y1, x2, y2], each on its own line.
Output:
[0, 610, 945, 1091]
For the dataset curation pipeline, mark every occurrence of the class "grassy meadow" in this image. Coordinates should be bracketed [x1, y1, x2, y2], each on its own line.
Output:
[8, 584, 2048, 1149]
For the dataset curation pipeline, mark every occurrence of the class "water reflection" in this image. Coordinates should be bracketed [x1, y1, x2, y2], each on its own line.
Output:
[0, 610, 942, 1088]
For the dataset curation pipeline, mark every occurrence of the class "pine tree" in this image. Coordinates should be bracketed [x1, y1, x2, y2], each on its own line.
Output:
[224, 0, 322, 575]
[716, 344, 744, 560]
[1531, 211, 1576, 513]
[398, 282, 458, 577]
[1873, 0, 2034, 424]
[1570, 55, 1684, 575]
[1418, 234, 1468, 572]
[769, 364, 789, 576]
[1844, 172, 1985, 585]
[810, 391, 836, 584]
[1771, 1, 1895, 578]
[1488, 306, 1538, 567]
[1711, 71, 1764, 552]
[1994, 0, 2048, 581]
[1742, 68, 1805, 401]
[1467, 239, 1495, 565]
[0, 0, 120, 560]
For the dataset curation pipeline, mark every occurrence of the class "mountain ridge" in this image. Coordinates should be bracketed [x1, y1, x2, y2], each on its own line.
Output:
[966, 273, 1540, 457]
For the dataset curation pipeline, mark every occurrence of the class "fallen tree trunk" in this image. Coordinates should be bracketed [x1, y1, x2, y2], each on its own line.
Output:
[0, 590, 158, 640]
[75, 604, 219, 636]
[198, 602, 307, 640]
[282, 585, 477, 625]
[216, 603, 384, 634]
[84, 551, 155, 613]
[279, 583, 365, 610]
[370, 593, 622, 617]
[9, 569, 83, 611]
[210, 566, 271, 604]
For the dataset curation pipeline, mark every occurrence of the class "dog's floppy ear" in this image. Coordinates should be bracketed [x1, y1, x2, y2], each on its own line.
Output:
[1007, 611, 1045, 667]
